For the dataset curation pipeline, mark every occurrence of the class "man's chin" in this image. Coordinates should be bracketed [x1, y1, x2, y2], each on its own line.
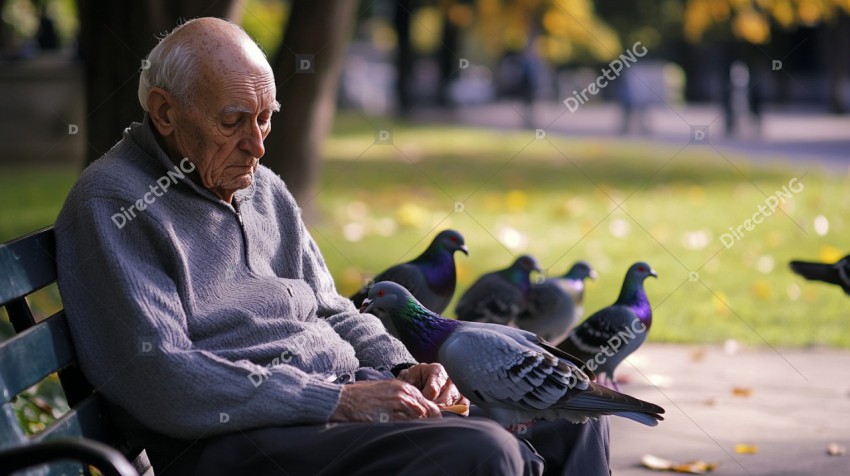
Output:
[236, 173, 255, 189]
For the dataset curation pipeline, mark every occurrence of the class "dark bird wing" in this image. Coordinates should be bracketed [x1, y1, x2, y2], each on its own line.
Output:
[557, 305, 647, 378]
[456, 274, 524, 325]
[439, 324, 662, 426]
[790, 256, 850, 296]
[516, 280, 576, 344]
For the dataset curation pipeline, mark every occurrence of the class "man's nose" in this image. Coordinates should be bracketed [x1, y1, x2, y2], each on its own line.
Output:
[240, 121, 265, 158]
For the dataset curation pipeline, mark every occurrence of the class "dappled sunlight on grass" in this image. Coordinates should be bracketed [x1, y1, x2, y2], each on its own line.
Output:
[1, 115, 847, 348]
[316, 113, 850, 348]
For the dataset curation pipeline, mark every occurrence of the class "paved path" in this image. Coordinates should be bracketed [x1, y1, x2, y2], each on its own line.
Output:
[608, 344, 850, 475]
[410, 103, 850, 171]
[409, 102, 850, 474]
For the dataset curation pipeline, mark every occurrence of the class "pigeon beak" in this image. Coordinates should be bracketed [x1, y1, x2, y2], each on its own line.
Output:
[459, 244, 469, 256]
[649, 268, 658, 278]
[360, 298, 373, 313]
[589, 269, 599, 280]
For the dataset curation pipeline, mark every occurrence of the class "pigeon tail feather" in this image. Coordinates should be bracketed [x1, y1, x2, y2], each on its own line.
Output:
[789, 260, 842, 285]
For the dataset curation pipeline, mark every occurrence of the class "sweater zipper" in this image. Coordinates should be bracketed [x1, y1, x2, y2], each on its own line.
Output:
[232, 198, 250, 264]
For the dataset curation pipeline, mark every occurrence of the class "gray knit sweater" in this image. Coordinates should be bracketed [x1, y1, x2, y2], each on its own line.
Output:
[55, 118, 415, 439]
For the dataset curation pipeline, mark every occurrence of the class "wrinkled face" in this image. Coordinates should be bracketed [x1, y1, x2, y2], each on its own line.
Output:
[168, 42, 278, 198]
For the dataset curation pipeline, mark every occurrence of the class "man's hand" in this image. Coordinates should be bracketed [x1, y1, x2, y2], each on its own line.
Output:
[397, 363, 469, 412]
[330, 380, 441, 423]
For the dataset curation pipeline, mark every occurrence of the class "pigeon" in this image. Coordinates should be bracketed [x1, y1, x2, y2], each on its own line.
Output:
[557, 262, 657, 390]
[350, 229, 468, 314]
[516, 261, 597, 345]
[361, 281, 665, 428]
[789, 255, 850, 296]
[455, 255, 541, 325]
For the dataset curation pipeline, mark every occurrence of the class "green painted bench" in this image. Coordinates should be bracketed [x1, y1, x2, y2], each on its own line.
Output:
[0, 227, 146, 476]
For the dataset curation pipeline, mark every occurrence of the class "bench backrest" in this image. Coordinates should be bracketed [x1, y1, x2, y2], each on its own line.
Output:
[0, 228, 149, 474]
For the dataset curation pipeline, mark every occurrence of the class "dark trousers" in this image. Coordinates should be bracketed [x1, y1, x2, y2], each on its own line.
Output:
[151, 413, 610, 476]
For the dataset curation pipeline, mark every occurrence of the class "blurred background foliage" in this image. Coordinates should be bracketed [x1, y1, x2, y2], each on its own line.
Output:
[1, 0, 849, 435]
[4, 0, 849, 60]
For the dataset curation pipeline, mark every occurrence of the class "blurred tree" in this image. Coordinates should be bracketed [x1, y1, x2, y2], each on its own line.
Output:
[78, 0, 234, 165]
[0, 0, 7, 51]
[79, 0, 360, 207]
[263, 0, 360, 216]
[683, 0, 850, 112]
[394, 0, 414, 114]
[474, 0, 620, 65]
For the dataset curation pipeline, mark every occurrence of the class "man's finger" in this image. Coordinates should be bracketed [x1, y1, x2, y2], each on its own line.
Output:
[423, 365, 449, 400]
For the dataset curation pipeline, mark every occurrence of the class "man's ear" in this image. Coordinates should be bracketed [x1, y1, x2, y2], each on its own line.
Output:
[147, 87, 177, 137]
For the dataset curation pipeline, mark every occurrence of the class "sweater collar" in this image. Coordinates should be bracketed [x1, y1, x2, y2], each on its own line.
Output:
[125, 115, 256, 207]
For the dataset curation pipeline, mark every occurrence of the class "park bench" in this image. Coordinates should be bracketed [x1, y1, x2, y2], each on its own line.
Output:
[0, 227, 146, 476]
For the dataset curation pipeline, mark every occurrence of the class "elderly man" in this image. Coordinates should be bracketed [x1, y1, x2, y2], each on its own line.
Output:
[56, 17, 609, 475]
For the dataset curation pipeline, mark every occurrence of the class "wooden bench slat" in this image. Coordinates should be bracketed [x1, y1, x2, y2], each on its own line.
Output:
[0, 312, 74, 403]
[33, 395, 116, 445]
[0, 227, 149, 475]
[0, 227, 56, 307]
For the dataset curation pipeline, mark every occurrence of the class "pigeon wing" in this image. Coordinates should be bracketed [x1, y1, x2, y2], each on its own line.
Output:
[562, 305, 639, 357]
[516, 280, 576, 343]
[439, 326, 588, 420]
[456, 274, 524, 325]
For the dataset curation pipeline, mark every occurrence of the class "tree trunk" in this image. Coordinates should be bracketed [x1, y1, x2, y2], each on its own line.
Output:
[264, 0, 359, 218]
[394, 0, 414, 116]
[0, 0, 8, 51]
[78, 0, 233, 166]
[437, 6, 460, 107]
[826, 12, 849, 114]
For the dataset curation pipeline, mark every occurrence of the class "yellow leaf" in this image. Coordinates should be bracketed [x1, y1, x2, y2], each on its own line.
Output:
[641, 454, 673, 470]
[641, 454, 718, 473]
[506, 190, 528, 213]
[819, 245, 843, 264]
[713, 292, 730, 316]
[750, 280, 771, 300]
[396, 203, 429, 229]
[731, 387, 753, 397]
[688, 185, 705, 204]
[672, 460, 718, 473]
[734, 443, 758, 454]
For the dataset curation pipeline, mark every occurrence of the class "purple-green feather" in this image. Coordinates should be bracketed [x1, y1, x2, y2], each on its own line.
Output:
[392, 298, 461, 363]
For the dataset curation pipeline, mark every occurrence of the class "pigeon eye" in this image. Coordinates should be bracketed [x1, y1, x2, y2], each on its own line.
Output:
[378, 289, 385, 297]
[450, 236, 458, 242]
[638, 266, 646, 272]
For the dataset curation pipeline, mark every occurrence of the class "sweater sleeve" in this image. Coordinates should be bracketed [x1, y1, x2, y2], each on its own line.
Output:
[301, 231, 417, 369]
[56, 194, 344, 439]
[289, 215, 416, 370]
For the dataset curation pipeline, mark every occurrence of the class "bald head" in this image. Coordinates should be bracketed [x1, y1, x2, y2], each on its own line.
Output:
[138, 17, 272, 111]
[139, 17, 279, 203]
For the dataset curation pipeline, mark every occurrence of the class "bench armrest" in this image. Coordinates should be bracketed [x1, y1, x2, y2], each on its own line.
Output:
[0, 438, 138, 476]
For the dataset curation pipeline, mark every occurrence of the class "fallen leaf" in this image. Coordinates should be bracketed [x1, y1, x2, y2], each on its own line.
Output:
[642, 454, 673, 470]
[703, 397, 719, 407]
[641, 454, 718, 474]
[731, 387, 753, 397]
[820, 245, 842, 263]
[690, 348, 707, 362]
[826, 443, 846, 456]
[734, 444, 758, 454]
[671, 461, 718, 473]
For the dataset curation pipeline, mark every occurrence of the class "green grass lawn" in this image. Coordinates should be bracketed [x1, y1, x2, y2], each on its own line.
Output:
[2, 113, 848, 348]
